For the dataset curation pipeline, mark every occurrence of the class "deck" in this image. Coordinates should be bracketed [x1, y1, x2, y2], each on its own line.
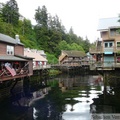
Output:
[53, 61, 120, 72]
[89, 61, 120, 70]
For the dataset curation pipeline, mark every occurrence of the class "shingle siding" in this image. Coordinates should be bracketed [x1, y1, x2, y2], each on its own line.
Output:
[15, 45, 24, 55]
[0, 43, 6, 55]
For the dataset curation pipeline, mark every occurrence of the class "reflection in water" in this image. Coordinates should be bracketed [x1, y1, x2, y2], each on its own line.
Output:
[61, 75, 103, 120]
[1, 74, 120, 120]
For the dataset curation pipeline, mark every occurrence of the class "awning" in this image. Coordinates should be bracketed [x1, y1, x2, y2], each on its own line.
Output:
[104, 52, 113, 54]
[0, 55, 28, 61]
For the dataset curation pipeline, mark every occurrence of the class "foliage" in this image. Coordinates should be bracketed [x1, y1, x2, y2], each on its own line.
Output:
[117, 51, 120, 55]
[58, 40, 85, 52]
[49, 69, 62, 76]
[1, 0, 19, 26]
[46, 53, 58, 64]
[35, 6, 48, 27]
[0, 1, 93, 64]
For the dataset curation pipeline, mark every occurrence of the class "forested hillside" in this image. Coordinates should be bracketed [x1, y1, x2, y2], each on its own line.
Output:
[0, 0, 94, 64]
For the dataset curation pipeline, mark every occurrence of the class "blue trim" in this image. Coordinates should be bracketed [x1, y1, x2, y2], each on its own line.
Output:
[104, 52, 113, 54]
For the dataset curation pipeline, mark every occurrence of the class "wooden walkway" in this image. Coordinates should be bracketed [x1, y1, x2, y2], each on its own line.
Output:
[52, 61, 120, 72]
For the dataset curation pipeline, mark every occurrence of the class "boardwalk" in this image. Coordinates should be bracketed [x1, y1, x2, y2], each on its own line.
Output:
[53, 61, 120, 72]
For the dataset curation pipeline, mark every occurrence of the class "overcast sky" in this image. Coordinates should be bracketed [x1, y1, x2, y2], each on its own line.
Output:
[1, 0, 120, 43]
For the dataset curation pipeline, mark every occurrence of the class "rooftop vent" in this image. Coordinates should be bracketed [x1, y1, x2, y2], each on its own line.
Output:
[15, 34, 20, 43]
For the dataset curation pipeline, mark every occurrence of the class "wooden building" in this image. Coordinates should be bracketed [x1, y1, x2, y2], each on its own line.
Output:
[59, 50, 86, 66]
[0, 33, 33, 81]
[24, 48, 48, 69]
[90, 17, 120, 69]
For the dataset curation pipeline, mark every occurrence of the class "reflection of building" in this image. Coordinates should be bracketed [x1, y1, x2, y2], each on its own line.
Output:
[90, 17, 120, 69]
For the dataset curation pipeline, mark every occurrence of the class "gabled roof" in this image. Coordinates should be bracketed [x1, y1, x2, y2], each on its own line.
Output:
[62, 50, 86, 57]
[0, 33, 24, 45]
[98, 17, 120, 31]
[59, 50, 86, 62]
[24, 50, 47, 62]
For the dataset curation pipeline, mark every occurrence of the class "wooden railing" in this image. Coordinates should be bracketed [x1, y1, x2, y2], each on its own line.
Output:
[89, 46, 120, 54]
[89, 47, 103, 54]
[0, 67, 29, 81]
[33, 65, 51, 70]
[90, 61, 120, 70]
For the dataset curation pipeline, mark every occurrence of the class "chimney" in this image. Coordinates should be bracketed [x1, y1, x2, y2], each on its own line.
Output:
[15, 34, 20, 43]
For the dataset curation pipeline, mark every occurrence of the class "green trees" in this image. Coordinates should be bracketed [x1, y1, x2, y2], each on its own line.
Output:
[1, 0, 19, 26]
[0, 1, 92, 64]
[58, 40, 84, 52]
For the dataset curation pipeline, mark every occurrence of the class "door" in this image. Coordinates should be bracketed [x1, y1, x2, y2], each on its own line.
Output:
[104, 56, 114, 67]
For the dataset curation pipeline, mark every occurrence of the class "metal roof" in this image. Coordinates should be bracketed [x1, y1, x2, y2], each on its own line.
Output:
[0, 55, 28, 61]
[98, 17, 120, 31]
[0, 33, 24, 45]
[24, 50, 48, 61]
[62, 50, 86, 57]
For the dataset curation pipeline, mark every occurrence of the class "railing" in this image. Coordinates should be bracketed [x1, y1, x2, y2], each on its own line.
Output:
[0, 67, 29, 80]
[89, 47, 103, 54]
[89, 46, 120, 54]
[90, 61, 120, 70]
[33, 65, 51, 70]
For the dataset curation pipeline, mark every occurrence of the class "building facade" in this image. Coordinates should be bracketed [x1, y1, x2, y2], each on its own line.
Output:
[90, 17, 120, 68]
[0, 33, 33, 81]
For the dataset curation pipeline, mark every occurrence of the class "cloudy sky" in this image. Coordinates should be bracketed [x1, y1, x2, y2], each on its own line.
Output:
[1, 0, 120, 43]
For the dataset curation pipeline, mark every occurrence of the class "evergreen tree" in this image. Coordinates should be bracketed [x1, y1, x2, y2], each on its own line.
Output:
[35, 6, 48, 27]
[1, 0, 19, 26]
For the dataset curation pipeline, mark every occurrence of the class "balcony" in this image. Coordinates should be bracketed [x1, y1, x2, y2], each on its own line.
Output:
[90, 61, 120, 70]
[0, 62, 29, 81]
[89, 47, 103, 54]
[89, 46, 120, 54]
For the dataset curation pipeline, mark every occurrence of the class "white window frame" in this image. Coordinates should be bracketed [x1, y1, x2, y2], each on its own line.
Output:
[7, 45, 14, 55]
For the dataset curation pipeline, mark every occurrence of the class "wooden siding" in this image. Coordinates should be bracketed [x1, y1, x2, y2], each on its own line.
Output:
[0, 43, 6, 55]
[101, 30, 120, 41]
[29, 60, 33, 75]
[101, 31, 109, 40]
[15, 45, 24, 55]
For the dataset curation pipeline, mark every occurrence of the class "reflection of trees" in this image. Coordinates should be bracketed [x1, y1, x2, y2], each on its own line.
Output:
[32, 80, 80, 119]
[31, 86, 66, 120]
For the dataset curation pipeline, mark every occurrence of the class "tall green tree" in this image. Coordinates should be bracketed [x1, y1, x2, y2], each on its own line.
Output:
[35, 6, 48, 27]
[1, 0, 19, 26]
[82, 36, 90, 53]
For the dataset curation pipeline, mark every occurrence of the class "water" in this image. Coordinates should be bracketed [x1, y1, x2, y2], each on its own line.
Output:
[0, 74, 120, 120]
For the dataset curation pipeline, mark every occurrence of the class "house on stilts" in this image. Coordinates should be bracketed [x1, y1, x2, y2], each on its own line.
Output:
[0, 33, 33, 82]
[89, 17, 120, 70]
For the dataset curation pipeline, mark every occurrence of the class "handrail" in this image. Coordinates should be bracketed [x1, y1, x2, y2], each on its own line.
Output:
[89, 46, 120, 53]
[90, 61, 120, 69]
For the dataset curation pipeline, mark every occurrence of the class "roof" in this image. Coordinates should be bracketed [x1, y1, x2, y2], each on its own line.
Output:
[59, 50, 86, 62]
[24, 50, 47, 62]
[62, 50, 86, 57]
[15, 54, 34, 60]
[0, 55, 28, 61]
[98, 17, 120, 31]
[59, 54, 67, 62]
[0, 33, 24, 45]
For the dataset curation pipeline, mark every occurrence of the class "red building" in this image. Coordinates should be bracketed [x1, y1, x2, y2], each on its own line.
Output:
[0, 33, 33, 81]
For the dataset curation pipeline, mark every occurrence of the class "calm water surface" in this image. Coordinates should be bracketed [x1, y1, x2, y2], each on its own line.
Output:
[0, 74, 120, 120]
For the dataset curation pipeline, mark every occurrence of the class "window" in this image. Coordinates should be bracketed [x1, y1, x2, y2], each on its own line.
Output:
[7, 45, 14, 55]
[109, 42, 113, 47]
[105, 43, 108, 48]
[117, 57, 120, 63]
[117, 42, 120, 47]
[110, 28, 120, 36]
[104, 42, 113, 48]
